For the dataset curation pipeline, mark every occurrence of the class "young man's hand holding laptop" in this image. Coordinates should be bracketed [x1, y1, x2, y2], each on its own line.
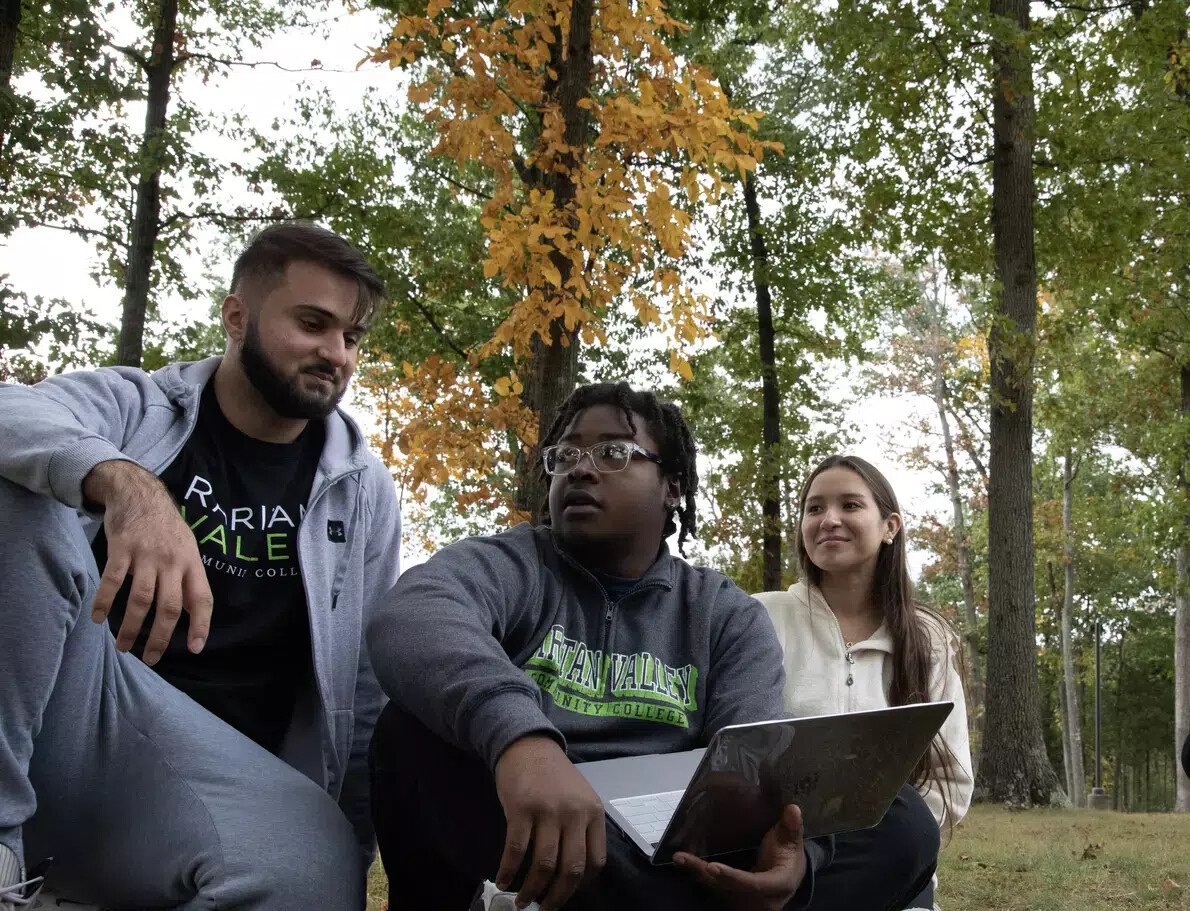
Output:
[578, 703, 952, 867]
[474, 702, 951, 909]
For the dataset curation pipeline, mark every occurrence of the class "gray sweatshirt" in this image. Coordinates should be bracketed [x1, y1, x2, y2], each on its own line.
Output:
[0, 358, 401, 857]
[367, 522, 787, 769]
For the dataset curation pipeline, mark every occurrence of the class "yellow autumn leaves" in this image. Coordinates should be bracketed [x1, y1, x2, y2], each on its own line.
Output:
[365, 0, 780, 520]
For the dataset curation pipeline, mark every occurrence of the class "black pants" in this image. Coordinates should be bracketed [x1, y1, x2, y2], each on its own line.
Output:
[370, 706, 939, 910]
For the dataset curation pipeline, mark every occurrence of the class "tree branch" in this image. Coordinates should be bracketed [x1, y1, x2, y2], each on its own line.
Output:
[20, 219, 124, 247]
[946, 148, 994, 167]
[926, 33, 993, 131]
[406, 294, 469, 359]
[106, 42, 147, 70]
[946, 403, 990, 486]
[416, 162, 493, 200]
[173, 52, 354, 73]
[158, 205, 328, 230]
[1041, 0, 1135, 12]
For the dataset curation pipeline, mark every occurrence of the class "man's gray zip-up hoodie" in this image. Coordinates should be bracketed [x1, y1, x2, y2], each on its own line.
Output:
[368, 522, 785, 769]
[0, 357, 400, 857]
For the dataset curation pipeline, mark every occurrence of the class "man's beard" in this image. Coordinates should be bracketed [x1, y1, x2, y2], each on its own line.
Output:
[240, 319, 345, 420]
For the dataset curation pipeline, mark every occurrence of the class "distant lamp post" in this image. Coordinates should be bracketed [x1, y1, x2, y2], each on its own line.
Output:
[1088, 617, 1111, 809]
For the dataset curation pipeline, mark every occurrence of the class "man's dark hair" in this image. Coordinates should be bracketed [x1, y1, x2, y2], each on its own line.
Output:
[538, 382, 699, 553]
[230, 222, 387, 327]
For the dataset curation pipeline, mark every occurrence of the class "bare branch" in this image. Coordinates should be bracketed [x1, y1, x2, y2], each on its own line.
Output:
[925, 33, 993, 131]
[158, 206, 327, 230]
[1041, 0, 1135, 12]
[173, 52, 355, 73]
[417, 163, 493, 200]
[106, 42, 148, 70]
[406, 294, 470, 359]
[20, 219, 124, 247]
[946, 403, 990, 486]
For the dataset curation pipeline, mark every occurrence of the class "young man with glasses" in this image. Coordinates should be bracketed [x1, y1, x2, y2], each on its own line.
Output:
[367, 383, 939, 911]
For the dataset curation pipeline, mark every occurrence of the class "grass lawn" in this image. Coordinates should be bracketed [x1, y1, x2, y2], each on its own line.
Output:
[367, 805, 1190, 910]
[936, 805, 1190, 910]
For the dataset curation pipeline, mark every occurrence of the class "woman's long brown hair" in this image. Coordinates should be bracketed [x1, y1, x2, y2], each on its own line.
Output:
[794, 454, 966, 835]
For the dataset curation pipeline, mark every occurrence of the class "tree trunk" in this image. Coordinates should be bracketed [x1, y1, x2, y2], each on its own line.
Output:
[515, 327, 581, 520]
[0, 0, 20, 151]
[117, 0, 179, 367]
[1177, 538, 1190, 809]
[1176, 365, 1190, 811]
[1062, 454, 1087, 806]
[1112, 626, 1126, 809]
[925, 270, 984, 737]
[512, 0, 594, 520]
[976, 0, 1059, 805]
[742, 170, 783, 591]
[1058, 658, 1074, 797]
[0, 0, 17, 90]
[1050, 561, 1074, 798]
[1145, 749, 1151, 811]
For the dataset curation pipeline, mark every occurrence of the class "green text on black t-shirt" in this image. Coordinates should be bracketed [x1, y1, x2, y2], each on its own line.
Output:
[95, 381, 324, 753]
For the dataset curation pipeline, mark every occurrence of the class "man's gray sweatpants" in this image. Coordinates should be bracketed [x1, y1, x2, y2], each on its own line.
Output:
[0, 478, 365, 909]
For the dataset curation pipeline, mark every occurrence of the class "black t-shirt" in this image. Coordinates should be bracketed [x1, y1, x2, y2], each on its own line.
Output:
[94, 382, 324, 753]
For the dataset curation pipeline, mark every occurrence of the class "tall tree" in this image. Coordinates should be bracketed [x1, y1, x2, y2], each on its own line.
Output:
[1177, 368, 1190, 809]
[117, 0, 178, 367]
[1035, 0, 1190, 807]
[977, 0, 1059, 804]
[1060, 452, 1087, 806]
[924, 271, 986, 733]
[870, 267, 990, 734]
[5, 0, 328, 368]
[669, 3, 894, 589]
[2, 0, 132, 236]
[0, 0, 18, 105]
[741, 166, 783, 591]
[372, 0, 777, 519]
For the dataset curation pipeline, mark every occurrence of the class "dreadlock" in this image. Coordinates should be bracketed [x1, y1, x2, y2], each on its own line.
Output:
[538, 382, 699, 554]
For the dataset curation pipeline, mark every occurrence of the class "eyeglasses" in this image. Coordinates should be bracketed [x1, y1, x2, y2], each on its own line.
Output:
[541, 440, 663, 475]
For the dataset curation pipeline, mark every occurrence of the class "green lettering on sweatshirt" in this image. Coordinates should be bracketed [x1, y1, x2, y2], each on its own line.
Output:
[524, 624, 699, 727]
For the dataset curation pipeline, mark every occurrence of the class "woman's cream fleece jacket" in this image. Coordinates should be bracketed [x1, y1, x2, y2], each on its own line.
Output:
[753, 580, 974, 829]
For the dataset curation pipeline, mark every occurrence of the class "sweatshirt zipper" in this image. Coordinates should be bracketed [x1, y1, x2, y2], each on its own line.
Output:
[820, 605, 859, 709]
[552, 545, 671, 656]
[294, 464, 364, 789]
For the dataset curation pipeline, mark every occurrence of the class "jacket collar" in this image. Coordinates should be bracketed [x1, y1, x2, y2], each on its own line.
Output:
[154, 356, 369, 477]
[547, 528, 676, 596]
[794, 579, 895, 652]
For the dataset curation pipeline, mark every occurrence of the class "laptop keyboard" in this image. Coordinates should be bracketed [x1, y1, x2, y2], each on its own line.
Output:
[610, 789, 685, 845]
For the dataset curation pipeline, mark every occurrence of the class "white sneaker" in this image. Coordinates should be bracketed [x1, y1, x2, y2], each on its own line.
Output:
[0, 849, 44, 911]
[0, 876, 43, 910]
[468, 881, 541, 911]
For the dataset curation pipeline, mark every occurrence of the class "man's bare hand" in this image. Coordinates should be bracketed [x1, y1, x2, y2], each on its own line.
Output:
[83, 459, 212, 665]
[493, 735, 607, 911]
[674, 803, 807, 911]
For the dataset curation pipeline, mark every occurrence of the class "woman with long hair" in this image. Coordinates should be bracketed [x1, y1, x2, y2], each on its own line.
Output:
[755, 455, 974, 907]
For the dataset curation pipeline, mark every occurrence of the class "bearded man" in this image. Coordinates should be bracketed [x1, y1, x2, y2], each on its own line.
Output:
[0, 223, 399, 910]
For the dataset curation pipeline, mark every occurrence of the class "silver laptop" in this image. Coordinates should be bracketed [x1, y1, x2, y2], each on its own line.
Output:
[576, 701, 953, 865]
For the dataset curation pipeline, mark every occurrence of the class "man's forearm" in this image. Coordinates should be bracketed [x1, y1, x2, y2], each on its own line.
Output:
[82, 459, 162, 510]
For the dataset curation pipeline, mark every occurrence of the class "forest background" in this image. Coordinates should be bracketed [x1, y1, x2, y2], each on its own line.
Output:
[2, 0, 1187, 812]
